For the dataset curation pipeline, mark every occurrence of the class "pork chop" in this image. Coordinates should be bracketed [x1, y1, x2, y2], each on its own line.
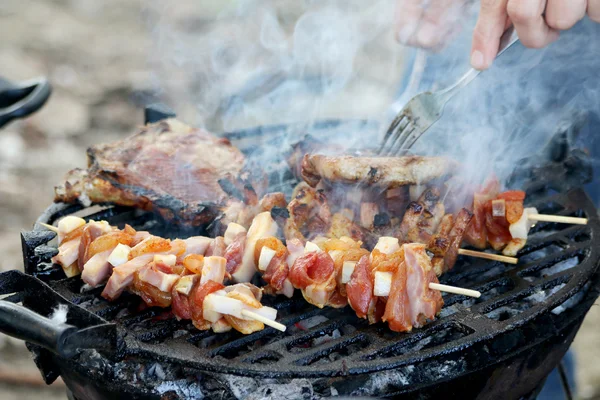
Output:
[301, 154, 458, 188]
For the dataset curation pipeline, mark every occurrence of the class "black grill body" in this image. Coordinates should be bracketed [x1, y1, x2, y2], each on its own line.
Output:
[4, 117, 600, 399]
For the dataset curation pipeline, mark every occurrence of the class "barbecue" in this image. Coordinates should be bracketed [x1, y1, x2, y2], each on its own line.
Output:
[1, 107, 598, 399]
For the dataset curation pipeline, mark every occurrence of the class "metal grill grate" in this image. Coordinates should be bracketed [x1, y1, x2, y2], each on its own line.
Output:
[18, 187, 599, 381]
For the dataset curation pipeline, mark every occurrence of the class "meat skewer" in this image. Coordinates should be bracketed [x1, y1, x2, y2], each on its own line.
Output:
[395, 187, 518, 274]
[48, 216, 479, 334]
[48, 218, 285, 334]
[464, 177, 588, 257]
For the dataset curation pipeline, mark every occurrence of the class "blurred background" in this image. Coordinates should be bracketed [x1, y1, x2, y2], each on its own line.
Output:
[0, 0, 598, 399]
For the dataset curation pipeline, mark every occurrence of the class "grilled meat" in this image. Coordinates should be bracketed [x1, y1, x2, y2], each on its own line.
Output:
[54, 119, 246, 226]
[301, 154, 458, 188]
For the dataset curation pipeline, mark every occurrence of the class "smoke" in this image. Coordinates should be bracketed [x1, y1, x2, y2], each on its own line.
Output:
[408, 16, 600, 192]
[144, 0, 398, 130]
[143, 1, 600, 194]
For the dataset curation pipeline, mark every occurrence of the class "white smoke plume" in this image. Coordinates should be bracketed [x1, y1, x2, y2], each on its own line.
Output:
[143, 1, 600, 191]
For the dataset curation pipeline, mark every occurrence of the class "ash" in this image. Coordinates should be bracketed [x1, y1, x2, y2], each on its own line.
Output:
[156, 380, 204, 399]
[524, 283, 566, 305]
[50, 304, 68, 324]
[523, 256, 580, 282]
[541, 257, 580, 277]
[551, 283, 591, 315]
[519, 245, 562, 263]
[351, 365, 415, 396]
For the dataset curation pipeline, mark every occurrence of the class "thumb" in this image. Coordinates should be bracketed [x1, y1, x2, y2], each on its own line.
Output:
[471, 0, 509, 70]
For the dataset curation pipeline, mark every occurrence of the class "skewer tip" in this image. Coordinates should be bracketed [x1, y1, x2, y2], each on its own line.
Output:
[458, 248, 518, 264]
[528, 214, 588, 225]
[241, 309, 287, 332]
[429, 282, 481, 298]
[39, 222, 59, 233]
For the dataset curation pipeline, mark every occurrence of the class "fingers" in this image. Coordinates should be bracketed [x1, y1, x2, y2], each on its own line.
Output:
[395, 0, 426, 44]
[395, 0, 465, 49]
[545, 0, 587, 30]
[471, 0, 510, 70]
[589, 0, 600, 23]
[416, 0, 464, 48]
[507, 0, 559, 49]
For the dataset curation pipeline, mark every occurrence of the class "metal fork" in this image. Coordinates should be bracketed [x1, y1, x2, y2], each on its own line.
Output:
[378, 28, 520, 156]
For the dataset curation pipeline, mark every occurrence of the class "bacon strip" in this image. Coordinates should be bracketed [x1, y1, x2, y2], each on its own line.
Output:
[346, 255, 373, 319]
[404, 243, 443, 328]
[382, 260, 411, 332]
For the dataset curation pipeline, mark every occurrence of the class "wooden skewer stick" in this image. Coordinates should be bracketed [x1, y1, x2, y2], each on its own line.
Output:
[429, 283, 481, 298]
[528, 214, 588, 225]
[458, 249, 518, 265]
[241, 309, 287, 332]
[39, 223, 59, 233]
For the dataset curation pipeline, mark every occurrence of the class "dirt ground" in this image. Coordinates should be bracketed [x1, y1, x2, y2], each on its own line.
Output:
[0, 1, 599, 399]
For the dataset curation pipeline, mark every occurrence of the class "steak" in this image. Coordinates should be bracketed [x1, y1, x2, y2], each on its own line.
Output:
[54, 119, 245, 226]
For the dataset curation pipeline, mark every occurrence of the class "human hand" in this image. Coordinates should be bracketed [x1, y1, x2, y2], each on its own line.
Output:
[394, 0, 470, 50]
[471, 0, 600, 70]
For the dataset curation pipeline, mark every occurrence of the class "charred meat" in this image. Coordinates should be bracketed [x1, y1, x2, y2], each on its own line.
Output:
[54, 119, 246, 226]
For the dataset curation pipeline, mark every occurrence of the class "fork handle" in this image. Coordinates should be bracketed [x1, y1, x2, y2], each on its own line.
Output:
[438, 27, 519, 102]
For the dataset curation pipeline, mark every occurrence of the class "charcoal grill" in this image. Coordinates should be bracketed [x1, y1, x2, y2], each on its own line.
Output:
[1, 107, 599, 399]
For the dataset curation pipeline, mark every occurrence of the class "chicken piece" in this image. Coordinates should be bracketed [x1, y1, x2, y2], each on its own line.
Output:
[284, 186, 332, 243]
[427, 214, 453, 256]
[404, 244, 443, 328]
[398, 188, 445, 244]
[54, 119, 246, 226]
[441, 208, 473, 274]
[397, 202, 425, 242]
[326, 212, 363, 242]
[301, 154, 458, 188]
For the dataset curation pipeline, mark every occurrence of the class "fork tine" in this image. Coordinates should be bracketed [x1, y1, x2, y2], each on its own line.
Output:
[381, 118, 410, 156]
[378, 115, 405, 155]
[390, 124, 417, 156]
[403, 127, 427, 152]
[387, 121, 414, 156]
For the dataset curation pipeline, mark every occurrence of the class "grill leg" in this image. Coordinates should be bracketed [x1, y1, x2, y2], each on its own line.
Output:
[558, 361, 574, 400]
